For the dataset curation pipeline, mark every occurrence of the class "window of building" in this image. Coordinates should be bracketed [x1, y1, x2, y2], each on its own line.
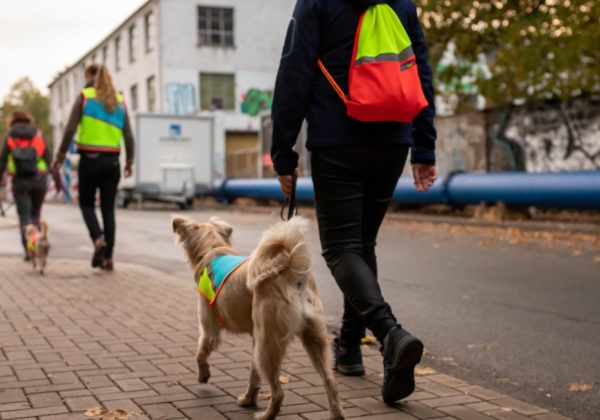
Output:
[128, 25, 136, 63]
[197, 7, 234, 47]
[102, 45, 108, 64]
[146, 76, 156, 112]
[130, 84, 138, 111]
[58, 83, 64, 107]
[199, 73, 235, 110]
[114, 36, 121, 71]
[144, 11, 154, 52]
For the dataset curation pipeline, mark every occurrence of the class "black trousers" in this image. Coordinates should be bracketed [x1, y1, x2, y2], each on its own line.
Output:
[12, 173, 48, 253]
[310, 144, 409, 345]
[77, 153, 121, 259]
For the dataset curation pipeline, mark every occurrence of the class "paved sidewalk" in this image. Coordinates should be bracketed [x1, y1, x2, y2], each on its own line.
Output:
[0, 256, 571, 420]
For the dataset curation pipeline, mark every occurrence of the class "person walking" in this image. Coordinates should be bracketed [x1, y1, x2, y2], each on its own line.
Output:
[270, 0, 438, 405]
[0, 111, 53, 260]
[52, 63, 134, 271]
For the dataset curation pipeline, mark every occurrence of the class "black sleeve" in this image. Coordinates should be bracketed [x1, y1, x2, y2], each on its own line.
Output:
[41, 133, 53, 166]
[270, 1, 320, 175]
[0, 136, 9, 175]
[57, 93, 84, 159]
[121, 105, 135, 165]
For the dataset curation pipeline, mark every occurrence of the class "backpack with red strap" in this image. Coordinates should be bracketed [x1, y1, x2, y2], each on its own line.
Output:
[318, 3, 428, 123]
[8, 132, 43, 177]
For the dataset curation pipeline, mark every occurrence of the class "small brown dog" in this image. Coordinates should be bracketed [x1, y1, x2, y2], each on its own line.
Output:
[24, 220, 50, 275]
[172, 215, 345, 420]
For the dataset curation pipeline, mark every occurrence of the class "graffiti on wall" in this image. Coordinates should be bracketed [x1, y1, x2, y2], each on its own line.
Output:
[241, 88, 273, 116]
[489, 96, 600, 172]
[166, 83, 197, 115]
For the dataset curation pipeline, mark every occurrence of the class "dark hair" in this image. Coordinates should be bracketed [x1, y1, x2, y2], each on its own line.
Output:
[6, 110, 34, 130]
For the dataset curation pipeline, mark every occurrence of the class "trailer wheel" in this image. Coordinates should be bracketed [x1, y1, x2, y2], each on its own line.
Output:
[117, 189, 133, 208]
[179, 198, 193, 210]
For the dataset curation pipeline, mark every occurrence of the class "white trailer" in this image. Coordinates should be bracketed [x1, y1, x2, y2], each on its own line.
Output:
[119, 113, 216, 209]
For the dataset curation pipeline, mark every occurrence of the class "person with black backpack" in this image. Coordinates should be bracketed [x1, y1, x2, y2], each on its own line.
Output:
[0, 110, 53, 260]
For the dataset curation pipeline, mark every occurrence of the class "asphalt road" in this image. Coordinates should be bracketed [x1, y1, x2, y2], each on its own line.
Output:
[1, 201, 599, 419]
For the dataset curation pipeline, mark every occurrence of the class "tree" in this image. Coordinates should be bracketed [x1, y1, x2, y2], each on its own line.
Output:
[0, 78, 53, 148]
[419, 0, 600, 110]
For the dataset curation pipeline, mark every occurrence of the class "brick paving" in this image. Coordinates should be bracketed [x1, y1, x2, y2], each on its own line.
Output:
[0, 256, 572, 420]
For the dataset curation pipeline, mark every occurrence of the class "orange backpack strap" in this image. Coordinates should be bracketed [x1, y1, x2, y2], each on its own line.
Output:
[317, 59, 348, 104]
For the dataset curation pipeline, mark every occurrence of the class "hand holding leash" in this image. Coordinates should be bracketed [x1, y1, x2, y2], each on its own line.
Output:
[279, 170, 298, 221]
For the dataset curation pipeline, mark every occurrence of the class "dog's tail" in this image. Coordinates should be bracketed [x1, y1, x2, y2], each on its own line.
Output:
[39, 220, 48, 239]
[247, 216, 312, 290]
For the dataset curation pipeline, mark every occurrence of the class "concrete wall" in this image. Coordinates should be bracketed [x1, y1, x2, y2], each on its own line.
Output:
[487, 96, 600, 172]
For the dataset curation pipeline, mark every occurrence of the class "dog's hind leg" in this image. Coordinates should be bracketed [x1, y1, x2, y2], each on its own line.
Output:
[300, 316, 346, 420]
[252, 331, 287, 420]
[237, 338, 260, 408]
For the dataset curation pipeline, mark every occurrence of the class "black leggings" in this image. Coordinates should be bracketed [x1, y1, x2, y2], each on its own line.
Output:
[12, 174, 48, 253]
[310, 144, 409, 345]
[78, 153, 121, 259]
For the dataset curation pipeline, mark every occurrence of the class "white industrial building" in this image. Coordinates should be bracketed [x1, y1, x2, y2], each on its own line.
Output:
[48, 0, 295, 180]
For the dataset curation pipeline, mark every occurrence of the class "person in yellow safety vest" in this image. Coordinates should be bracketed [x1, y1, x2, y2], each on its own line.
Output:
[0, 110, 54, 260]
[52, 63, 135, 272]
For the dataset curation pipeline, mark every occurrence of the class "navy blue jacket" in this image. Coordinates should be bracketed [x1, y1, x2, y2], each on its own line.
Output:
[271, 0, 437, 175]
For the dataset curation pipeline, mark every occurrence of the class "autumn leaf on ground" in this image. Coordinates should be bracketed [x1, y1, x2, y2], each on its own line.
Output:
[84, 407, 134, 419]
[415, 366, 436, 375]
[361, 336, 377, 345]
[569, 383, 592, 392]
[85, 407, 108, 417]
[279, 375, 289, 384]
[167, 376, 181, 387]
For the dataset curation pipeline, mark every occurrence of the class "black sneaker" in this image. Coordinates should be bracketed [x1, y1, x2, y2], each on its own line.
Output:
[92, 236, 107, 268]
[381, 326, 423, 404]
[333, 337, 365, 376]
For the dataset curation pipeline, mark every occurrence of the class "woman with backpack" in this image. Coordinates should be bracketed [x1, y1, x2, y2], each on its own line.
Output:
[0, 110, 53, 260]
[271, 0, 437, 406]
[52, 63, 134, 271]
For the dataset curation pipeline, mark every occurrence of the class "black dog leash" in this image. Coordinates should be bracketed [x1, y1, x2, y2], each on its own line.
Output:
[280, 174, 298, 221]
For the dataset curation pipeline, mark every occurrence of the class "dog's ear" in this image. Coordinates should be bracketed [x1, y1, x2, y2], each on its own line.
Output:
[208, 217, 233, 241]
[171, 215, 189, 234]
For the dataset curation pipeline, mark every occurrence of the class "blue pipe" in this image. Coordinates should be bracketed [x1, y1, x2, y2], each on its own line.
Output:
[215, 171, 600, 210]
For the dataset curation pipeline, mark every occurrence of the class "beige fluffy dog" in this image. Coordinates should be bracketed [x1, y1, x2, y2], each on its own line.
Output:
[24, 220, 50, 275]
[172, 215, 345, 420]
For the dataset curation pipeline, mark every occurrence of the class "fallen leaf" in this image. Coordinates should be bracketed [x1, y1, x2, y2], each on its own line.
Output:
[258, 392, 271, 399]
[167, 376, 181, 387]
[569, 383, 592, 392]
[26, 323, 39, 330]
[415, 366, 436, 375]
[594, 256, 600, 262]
[279, 375, 289, 384]
[361, 336, 377, 345]
[113, 409, 130, 420]
[85, 407, 107, 417]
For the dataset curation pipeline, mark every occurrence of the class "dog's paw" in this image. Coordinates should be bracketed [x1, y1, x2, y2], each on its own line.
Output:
[197, 372, 210, 383]
[237, 393, 257, 408]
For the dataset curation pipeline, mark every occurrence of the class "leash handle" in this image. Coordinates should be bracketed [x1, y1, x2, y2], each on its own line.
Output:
[280, 174, 298, 221]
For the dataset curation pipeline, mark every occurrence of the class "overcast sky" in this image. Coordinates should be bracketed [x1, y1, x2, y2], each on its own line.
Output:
[0, 0, 147, 101]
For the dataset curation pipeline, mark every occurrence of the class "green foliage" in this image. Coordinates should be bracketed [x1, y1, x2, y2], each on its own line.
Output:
[0, 78, 53, 148]
[419, 0, 600, 109]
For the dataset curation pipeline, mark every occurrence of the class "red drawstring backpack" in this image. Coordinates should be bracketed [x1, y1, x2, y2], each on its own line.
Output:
[317, 3, 428, 123]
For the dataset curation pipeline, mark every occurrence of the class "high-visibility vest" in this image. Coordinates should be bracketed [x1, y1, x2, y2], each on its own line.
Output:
[77, 87, 125, 152]
[6, 132, 48, 175]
